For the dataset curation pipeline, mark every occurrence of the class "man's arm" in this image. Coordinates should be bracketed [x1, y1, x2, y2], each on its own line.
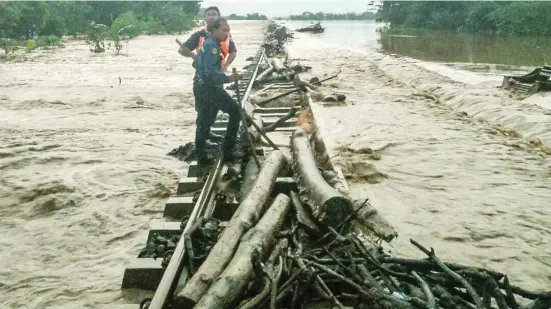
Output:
[204, 44, 231, 84]
[178, 32, 200, 60]
[225, 39, 237, 68]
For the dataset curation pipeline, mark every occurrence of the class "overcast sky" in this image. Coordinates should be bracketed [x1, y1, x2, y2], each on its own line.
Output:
[202, 0, 377, 17]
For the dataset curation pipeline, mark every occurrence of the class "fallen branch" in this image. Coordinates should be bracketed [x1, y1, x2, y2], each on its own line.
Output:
[262, 107, 300, 133]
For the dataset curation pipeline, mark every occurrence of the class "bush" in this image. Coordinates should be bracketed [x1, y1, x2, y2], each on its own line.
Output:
[37, 35, 61, 47]
[111, 11, 140, 38]
[0, 38, 17, 54]
[86, 24, 109, 53]
[25, 39, 37, 52]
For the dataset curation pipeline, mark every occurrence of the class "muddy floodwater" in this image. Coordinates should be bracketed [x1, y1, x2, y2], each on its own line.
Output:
[1, 20, 550, 308]
[0, 21, 266, 309]
[284, 20, 551, 291]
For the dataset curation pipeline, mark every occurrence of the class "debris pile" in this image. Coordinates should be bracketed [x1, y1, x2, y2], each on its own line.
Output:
[296, 22, 325, 33]
[172, 21, 551, 309]
[501, 65, 551, 95]
[232, 229, 551, 309]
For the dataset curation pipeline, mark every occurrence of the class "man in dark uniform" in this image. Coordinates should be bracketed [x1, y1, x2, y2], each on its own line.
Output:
[194, 18, 243, 166]
[178, 6, 237, 145]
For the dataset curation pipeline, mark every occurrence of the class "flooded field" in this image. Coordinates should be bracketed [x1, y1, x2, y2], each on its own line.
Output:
[1, 19, 550, 309]
[0, 21, 267, 309]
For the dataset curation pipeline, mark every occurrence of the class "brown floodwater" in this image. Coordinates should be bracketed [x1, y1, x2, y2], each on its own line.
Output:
[0, 21, 267, 309]
[1, 19, 550, 309]
[284, 22, 551, 292]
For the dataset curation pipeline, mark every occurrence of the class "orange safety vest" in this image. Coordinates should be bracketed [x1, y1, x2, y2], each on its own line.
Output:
[194, 25, 231, 66]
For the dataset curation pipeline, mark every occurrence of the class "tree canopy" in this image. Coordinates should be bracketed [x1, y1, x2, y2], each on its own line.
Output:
[286, 12, 376, 21]
[0, 1, 202, 40]
[226, 13, 268, 20]
[376, 1, 551, 36]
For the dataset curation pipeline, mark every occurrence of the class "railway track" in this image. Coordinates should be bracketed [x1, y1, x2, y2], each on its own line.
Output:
[116, 32, 303, 309]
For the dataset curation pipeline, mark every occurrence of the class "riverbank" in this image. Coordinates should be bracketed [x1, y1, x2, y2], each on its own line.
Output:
[0, 20, 269, 309]
[285, 31, 551, 291]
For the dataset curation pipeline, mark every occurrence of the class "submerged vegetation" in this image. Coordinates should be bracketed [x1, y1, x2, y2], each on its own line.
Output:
[376, 1, 551, 36]
[287, 12, 377, 21]
[0, 1, 200, 55]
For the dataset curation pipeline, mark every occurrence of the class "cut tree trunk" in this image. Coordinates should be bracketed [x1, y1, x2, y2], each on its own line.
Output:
[350, 197, 398, 243]
[270, 58, 286, 72]
[290, 127, 353, 228]
[193, 193, 292, 309]
[256, 63, 275, 82]
[174, 150, 288, 308]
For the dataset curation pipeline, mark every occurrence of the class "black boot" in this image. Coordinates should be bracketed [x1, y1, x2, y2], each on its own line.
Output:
[197, 155, 215, 167]
[222, 148, 244, 163]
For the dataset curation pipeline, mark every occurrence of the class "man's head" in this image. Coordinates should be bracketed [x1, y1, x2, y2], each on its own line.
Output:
[212, 18, 230, 42]
[204, 6, 220, 26]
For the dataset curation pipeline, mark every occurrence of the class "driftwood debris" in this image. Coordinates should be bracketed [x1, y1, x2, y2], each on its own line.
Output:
[175, 150, 288, 308]
[174, 21, 549, 309]
[291, 127, 353, 228]
[193, 193, 292, 309]
[296, 22, 325, 33]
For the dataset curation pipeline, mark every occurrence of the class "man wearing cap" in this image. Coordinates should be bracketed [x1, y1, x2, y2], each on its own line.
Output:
[178, 6, 237, 145]
[193, 18, 243, 166]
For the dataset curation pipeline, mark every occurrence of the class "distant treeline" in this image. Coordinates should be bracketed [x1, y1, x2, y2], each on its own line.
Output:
[286, 12, 376, 21]
[226, 13, 268, 20]
[376, 1, 551, 36]
[0, 1, 201, 40]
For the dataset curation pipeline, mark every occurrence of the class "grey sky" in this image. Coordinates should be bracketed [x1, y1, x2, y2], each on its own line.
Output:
[202, 0, 377, 18]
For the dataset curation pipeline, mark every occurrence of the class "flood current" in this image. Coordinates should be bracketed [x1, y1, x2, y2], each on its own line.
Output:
[0, 20, 549, 308]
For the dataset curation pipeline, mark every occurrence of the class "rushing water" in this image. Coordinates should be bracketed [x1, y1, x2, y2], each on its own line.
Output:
[1, 19, 550, 309]
[0, 21, 267, 309]
[283, 20, 551, 291]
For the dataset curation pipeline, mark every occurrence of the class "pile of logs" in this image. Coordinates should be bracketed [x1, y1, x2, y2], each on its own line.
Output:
[171, 148, 550, 309]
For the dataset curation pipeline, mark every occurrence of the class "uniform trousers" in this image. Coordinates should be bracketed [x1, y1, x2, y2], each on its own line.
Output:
[193, 83, 240, 158]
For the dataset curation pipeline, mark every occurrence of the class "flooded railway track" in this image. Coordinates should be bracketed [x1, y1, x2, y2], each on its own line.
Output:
[110, 22, 551, 309]
[117, 27, 314, 309]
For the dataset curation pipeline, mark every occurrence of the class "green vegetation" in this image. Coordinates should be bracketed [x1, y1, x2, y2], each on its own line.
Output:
[376, 1, 551, 36]
[0, 1, 201, 54]
[288, 12, 376, 21]
[227, 13, 268, 20]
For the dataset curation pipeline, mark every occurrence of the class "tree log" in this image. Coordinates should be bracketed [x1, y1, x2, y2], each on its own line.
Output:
[290, 127, 353, 228]
[270, 57, 286, 72]
[263, 107, 299, 133]
[174, 151, 288, 308]
[193, 193, 292, 309]
[350, 197, 398, 243]
[256, 64, 274, 82]
[237, 159, 259, 203]
[290, 190, 321, 237]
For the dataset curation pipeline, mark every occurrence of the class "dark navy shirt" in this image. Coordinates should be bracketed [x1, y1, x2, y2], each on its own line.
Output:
[184, 30, 237, 53]
[194, 36, 231, 87]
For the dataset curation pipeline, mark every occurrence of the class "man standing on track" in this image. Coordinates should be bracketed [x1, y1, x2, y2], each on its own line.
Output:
[178, 6, 237, 145]
[193, 18, 243, 166]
